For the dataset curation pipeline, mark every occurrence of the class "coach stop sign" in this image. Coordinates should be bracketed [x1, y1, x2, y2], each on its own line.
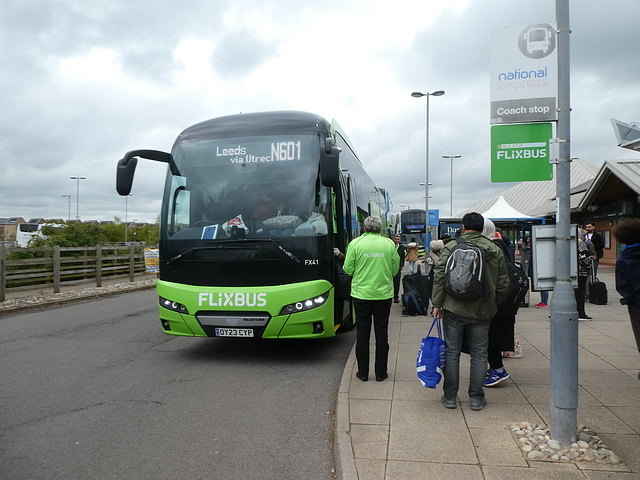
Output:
[491, 122, 553, 182]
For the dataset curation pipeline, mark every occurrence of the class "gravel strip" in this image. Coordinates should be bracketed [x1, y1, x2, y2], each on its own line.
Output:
[511, 422, 624, 465]
[0, 278, 157, 316]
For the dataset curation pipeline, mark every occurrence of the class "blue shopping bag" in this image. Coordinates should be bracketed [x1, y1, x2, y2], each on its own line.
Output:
[416, 317, 445, 388]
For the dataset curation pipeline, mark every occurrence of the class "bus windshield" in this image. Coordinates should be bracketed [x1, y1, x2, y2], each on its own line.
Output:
[163, 134, 330, 243]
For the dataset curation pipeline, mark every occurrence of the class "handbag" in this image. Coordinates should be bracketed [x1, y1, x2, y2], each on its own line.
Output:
[502, 328, 523, 358]
[416, 317, 446, 388]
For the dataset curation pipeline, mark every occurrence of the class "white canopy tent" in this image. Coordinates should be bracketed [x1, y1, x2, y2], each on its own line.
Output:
[481, 196, 533, 220]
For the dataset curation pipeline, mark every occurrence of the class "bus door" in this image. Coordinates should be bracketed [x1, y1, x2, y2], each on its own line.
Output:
[333, 173, 354, 329]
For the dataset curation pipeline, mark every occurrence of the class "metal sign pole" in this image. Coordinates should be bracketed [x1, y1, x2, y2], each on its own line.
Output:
[550, 0, 578, 444]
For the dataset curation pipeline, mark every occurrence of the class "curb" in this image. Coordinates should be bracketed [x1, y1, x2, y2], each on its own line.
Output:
[335, 343, 358, 480]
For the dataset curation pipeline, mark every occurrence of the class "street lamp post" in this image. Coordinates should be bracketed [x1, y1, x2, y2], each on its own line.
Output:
[411, 90, 445, 250]
[70, 176, 86, 221]
[61, 194, 71, 222]
[442, 154, 462, 217]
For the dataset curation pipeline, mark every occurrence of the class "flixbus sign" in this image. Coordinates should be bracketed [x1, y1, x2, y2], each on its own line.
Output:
[491, 122, 553, 182]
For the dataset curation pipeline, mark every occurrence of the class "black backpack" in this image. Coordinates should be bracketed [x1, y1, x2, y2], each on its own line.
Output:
[402, 290, 426, 316]
[444, 237, 486, 301]
[500, 260, 529, 315]
[491, 238, 529, 315]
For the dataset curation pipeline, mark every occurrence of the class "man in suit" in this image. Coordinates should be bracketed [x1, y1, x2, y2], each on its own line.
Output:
[585, 221, 605, 277]
[392, 235, 406, 303]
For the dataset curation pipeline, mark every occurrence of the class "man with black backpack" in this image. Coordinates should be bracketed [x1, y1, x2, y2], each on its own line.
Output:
[431, 212, 510, 411]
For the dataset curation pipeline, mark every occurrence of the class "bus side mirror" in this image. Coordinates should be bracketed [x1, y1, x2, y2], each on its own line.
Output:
[116, 149, 172, 195]
[116, 156, 138, 196]
[320, 137, 340, 187]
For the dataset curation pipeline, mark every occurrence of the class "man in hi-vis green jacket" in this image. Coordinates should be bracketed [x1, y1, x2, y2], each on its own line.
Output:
[344, 216, 400, 382]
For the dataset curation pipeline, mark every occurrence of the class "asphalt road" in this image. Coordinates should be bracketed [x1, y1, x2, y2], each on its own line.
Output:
[0, 289, 356, 480]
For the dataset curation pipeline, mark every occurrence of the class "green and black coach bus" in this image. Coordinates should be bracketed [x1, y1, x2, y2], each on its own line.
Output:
[116, 111, 390, 339]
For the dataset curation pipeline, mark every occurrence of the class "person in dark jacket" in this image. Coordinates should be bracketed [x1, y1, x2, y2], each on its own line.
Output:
[482, 220, 514, 387]
[612, 217, 640, 381]
[392, 235, 406, 303]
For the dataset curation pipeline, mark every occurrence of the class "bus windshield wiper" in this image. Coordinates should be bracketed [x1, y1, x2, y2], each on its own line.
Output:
[167, 238, 301, 266]
[167, 246, 216, 266]
[266, 238, 301, 264]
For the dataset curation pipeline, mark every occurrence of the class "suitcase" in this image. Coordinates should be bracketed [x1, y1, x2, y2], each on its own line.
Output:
[402, 266, 431, 310]
[588, 279, 608, 305]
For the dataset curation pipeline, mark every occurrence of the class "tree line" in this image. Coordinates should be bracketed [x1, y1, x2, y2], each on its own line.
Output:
[31, 217, 159, 248]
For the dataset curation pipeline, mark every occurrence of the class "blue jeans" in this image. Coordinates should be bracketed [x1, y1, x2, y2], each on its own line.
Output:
[442, 310, 490, 402]
[541, 290, 549, 304]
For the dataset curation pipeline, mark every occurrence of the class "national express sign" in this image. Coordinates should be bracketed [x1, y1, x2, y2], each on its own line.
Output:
[490, 23, 557, 182]
[490, 24, 557, 125]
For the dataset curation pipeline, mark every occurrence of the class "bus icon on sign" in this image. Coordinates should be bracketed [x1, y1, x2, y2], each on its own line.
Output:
[524, 27, 551, 54]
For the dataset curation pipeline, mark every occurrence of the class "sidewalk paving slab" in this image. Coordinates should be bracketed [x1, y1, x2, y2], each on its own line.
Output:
[335, 265, 640, 480]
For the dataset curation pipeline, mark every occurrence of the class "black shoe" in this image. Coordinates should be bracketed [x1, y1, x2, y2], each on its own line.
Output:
[470, 397, 488, 411]
[441, 395, 457, 409]
[356, 372, 368, 382]
[393, 298, 399, 303]
[376, 373, 388, 382]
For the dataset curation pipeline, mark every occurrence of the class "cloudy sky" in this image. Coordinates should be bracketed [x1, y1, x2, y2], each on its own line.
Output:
[2, 0, 639, 224]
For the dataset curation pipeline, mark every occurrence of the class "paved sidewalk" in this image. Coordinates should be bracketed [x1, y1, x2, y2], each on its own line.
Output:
[336, 265, 640, 479]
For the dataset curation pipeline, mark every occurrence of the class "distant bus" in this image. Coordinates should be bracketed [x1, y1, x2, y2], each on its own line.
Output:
[438, 221, 462, 239]
[116, 111, 391, 339]
[399, 209, 426, 247]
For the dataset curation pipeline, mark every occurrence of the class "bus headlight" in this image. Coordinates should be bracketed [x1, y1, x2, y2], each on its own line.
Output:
[279, 290, 330, 316]
[159, 296, 189, 314]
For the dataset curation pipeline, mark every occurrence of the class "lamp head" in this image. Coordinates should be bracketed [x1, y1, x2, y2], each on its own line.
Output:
[411, 90, 445, 98]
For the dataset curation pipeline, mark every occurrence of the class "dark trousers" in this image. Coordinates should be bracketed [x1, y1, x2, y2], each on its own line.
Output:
[354, 298, 392, 378]
[575, 275, 588, 317]
[629, 304, 640, 352]
[393, 270, 401, 301]
[487, 343, 503, 370]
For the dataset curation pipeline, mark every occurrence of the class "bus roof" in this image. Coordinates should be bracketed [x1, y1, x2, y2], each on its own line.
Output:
[176, 111, 331, 142]
[330, 119, 362, 167]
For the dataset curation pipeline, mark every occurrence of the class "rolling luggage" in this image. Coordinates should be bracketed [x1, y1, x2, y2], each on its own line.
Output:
[402, 265, 431, 310]
[588, 279, 608, 305]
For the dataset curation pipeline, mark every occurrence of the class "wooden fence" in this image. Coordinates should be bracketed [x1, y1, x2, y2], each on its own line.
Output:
[0, 244, 154, 302]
